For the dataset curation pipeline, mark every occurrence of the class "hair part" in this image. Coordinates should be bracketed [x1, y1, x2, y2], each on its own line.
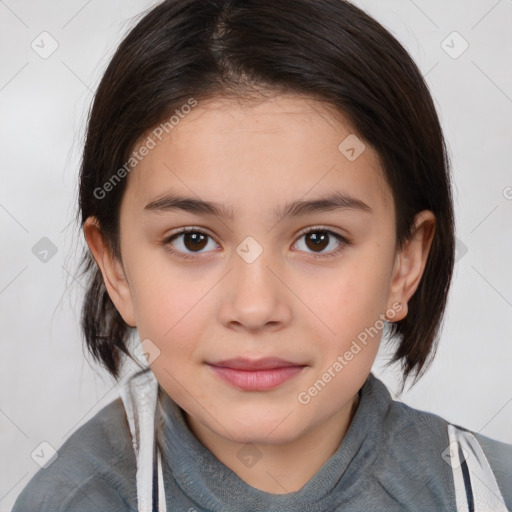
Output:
[78, 0, 455, 390]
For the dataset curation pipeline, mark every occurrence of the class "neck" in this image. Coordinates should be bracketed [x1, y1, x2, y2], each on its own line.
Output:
[185, 392, 360, 494]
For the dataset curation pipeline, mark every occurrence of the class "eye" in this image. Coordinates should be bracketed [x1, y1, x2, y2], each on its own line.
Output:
[293, 227, 349, 258]
[162, 226, 350, 260]
[163, 228, 218, 259]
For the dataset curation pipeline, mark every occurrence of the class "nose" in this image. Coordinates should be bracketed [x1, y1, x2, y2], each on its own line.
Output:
[217, 245, 292, 333]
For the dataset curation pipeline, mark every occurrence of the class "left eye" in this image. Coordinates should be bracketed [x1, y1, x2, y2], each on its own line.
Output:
[293, 229, 347, 257]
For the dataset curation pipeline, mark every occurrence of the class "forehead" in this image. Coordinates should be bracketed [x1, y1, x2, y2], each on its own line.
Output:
[123, 94, 393, 220]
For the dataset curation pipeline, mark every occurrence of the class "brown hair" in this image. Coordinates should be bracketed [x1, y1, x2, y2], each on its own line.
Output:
[78, 0, 455, 392]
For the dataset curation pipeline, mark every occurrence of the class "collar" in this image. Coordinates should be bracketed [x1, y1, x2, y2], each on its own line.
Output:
[156, 372, 386, 511]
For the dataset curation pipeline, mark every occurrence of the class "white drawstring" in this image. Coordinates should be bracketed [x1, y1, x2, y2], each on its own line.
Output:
[119, 355, 504, 512]
[448, 423, 508, 512]
[119, 358, 161, 511]
[157, 444, 167, 512]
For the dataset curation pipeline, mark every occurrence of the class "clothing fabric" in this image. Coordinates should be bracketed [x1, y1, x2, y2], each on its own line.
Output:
[11, 367, 512, 512]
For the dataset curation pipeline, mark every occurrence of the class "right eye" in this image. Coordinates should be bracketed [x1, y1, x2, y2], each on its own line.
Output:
[162, 228, 219, 259]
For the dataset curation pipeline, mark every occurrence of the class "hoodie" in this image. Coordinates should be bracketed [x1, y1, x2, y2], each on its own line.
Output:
[11, 361, 512, 511]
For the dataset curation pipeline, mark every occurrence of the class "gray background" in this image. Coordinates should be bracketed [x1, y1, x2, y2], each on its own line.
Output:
[1, 0, 511, 510]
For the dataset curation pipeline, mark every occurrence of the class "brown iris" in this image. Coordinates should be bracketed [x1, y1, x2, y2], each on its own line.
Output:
[305, 231, 329, 252]
[183, 232, 208, 252]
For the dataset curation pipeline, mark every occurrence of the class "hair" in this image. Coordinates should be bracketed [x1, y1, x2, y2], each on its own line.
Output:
[78, 0, 455, 392]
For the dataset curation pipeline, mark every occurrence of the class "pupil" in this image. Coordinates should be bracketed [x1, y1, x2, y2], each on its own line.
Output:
[185, 232, 207, 251]
[307, 232, 328, 251]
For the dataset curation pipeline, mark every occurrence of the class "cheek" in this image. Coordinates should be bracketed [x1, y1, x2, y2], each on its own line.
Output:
[295, 255, 390, 416]
[132, 276, 210, 350]
[303, 250, 392, 342]
[131, 281, 212, 403]
[123, 280, 206, 380]
[123, 236, 210, 334]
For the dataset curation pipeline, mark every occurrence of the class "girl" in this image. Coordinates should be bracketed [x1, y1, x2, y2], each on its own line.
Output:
[12, 0, 511, 510]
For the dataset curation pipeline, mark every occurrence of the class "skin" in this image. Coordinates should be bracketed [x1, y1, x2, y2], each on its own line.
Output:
[84, 93, 435, 494]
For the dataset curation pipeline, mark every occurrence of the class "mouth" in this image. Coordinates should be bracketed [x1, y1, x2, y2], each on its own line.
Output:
[206, 357, 307, 391]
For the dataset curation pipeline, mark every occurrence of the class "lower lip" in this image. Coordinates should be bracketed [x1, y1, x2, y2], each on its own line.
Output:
[208, 365, 305, 391]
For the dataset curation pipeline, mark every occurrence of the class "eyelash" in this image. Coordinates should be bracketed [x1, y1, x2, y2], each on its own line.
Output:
[161, 226, 350, 261]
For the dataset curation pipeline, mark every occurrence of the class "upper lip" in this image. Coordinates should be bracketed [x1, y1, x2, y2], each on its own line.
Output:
[207, 357, 306, 370]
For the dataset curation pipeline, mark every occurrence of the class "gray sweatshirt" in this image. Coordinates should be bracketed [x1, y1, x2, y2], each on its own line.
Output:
[11, 370, 512, 511]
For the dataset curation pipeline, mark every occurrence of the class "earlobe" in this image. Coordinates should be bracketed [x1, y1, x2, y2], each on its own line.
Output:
[83, 217, 137, 327]
[387, 210, 436, 321]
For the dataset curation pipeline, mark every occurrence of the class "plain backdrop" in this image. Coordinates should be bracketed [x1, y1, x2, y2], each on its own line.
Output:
[1, 0, 511, 510]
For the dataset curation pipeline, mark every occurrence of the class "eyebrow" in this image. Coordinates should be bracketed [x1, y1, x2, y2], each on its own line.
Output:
[144, 191, 372, 222]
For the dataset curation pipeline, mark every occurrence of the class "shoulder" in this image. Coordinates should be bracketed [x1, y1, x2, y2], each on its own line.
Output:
[472, 431, 512, 511]
[359, 376, 460, 508]
[380, 388, 453, 451]
[11, 397, 137, 512]
[379, 386, 511, 511]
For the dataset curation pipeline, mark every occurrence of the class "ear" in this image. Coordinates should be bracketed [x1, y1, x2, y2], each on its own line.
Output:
[83, 217, 137, 327]
[386, 210, 436, 321]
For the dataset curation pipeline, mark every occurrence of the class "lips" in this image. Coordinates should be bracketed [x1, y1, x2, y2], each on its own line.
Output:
[207, 357, 306, 391]
[209, 357, 302, 370]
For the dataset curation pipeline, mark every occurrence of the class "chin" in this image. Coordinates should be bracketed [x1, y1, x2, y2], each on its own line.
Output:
[212, 410, 307, 446]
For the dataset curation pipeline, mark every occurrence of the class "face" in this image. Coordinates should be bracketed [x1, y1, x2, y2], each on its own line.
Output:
[86, 93, 432, 448]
